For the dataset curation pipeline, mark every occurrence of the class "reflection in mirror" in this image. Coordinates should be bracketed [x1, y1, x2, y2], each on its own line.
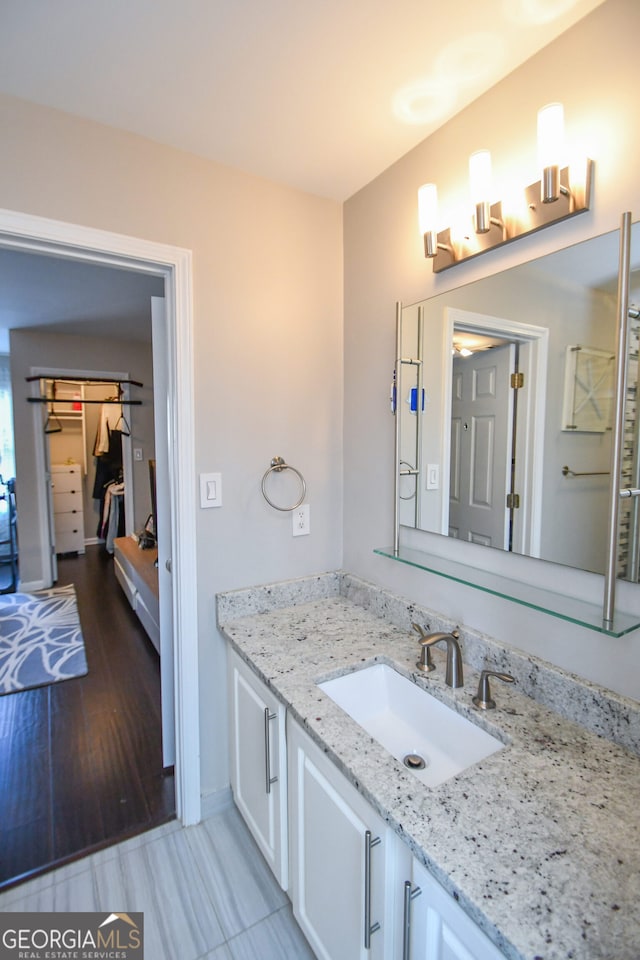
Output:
[399, 222, 640, 580]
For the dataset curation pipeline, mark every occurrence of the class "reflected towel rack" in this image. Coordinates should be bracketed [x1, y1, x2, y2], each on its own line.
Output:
[562, 466, 640, 498]
[562, 464, 610, 478]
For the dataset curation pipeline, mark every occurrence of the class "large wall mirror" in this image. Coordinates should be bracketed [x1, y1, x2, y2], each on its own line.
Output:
[397, 221, 640, 589]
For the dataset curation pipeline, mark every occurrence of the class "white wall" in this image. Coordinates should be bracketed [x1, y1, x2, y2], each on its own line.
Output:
[343, 0, 640, 700]
[0, 98, 344, 796]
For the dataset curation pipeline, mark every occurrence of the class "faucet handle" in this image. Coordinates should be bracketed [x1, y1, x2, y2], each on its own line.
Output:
[412, 623, 436, 673]
[472, 670, 515, 710]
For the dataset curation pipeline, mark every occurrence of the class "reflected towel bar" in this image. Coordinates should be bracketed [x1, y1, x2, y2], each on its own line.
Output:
[562, 465, 610, 478]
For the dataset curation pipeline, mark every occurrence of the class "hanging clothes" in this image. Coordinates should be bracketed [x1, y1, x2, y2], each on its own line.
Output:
[94, 400, 124, 455]
[93, 399, 127, 546]
[100, 479, 125, 553]
[92, 427, 124, 500]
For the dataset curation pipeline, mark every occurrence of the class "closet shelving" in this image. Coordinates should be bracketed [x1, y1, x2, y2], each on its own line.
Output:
[25, 374, 144, 477]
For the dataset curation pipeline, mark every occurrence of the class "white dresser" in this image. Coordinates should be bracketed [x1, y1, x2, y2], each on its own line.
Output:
[51, 463, 85, 555]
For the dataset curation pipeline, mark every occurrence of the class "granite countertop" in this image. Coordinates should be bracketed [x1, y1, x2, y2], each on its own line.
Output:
[217, 575, 640, 960]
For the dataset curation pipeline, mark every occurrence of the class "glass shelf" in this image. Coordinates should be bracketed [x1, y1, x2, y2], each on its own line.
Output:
[374, 546, 640, 637]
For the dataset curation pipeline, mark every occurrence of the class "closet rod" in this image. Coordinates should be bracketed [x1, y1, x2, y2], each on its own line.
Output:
[27, 397, 142, 406]
[25, 375, 144, 387]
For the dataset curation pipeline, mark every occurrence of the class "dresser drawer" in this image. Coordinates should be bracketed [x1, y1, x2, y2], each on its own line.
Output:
[51, 467, 83, 494]
[53, 490, 83, 513]
[54, 511, 83, 535]
[55, 529, 85, 554]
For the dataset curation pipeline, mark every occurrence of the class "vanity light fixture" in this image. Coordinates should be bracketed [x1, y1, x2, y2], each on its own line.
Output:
[420, 102, 593, 273]
[418, 183, 438, 257]
[418, 183, 454, 259]
[537, 102, 564, 203]
[469, 149, 492, 234]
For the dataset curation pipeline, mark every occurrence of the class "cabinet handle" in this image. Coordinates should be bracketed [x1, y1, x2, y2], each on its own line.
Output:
[263, 707, 278, 794]
[364, 829, 381, 948]
[402, 880, 422, 960]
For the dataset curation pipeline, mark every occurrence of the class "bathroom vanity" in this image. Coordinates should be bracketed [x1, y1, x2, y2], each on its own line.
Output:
[217, 572, 640, 960]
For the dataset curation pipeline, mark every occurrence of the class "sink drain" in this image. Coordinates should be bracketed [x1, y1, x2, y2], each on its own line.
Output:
[403, 752, 427, 770]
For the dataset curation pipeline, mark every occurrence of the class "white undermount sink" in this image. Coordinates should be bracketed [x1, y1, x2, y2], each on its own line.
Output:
[319, 663, 504, 788]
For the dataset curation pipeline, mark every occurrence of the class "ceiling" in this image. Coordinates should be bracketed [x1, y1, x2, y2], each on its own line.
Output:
[0, 0, 605, 348]
[0, 0, 604, 203]
[0, 250, 163, 352]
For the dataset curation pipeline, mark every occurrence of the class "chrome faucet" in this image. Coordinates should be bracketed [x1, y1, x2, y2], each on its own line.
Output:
[419, 630, 463, 688]
[472, 669, 515, 710]
[412, 623, 435, 673]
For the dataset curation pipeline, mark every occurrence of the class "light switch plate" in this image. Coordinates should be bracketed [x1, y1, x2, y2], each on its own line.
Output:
[426, 464, 440, 490]
[200, 472, 222, 508]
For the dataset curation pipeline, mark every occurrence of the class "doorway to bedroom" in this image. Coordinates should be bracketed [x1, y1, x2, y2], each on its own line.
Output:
[0, 246, 180, 888]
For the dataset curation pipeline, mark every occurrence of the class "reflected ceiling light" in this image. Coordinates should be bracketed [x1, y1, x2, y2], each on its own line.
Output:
[418, 102, 593, 272]
[434, 33, 504, 88]
[452, 344, 474, 358]
[503, 0, 582, 26]
[393, 77, 456, 126]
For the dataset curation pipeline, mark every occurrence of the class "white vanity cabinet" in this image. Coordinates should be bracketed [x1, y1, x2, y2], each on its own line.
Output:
[227, 647, 288, 889]
[225, 645, 507, 960]
[399, 854, 506, 960]
[287, 715, 404, 960]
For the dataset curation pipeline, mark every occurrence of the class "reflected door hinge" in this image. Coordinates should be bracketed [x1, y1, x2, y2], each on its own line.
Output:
[511, 372, 524, 389]
[506, 493, 520, 509]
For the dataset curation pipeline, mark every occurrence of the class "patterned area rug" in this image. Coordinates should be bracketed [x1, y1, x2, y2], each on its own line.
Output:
[0, 584, 88, 695]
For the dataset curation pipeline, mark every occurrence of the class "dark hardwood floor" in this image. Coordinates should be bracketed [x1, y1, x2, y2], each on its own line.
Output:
[0, 544, 175, 889]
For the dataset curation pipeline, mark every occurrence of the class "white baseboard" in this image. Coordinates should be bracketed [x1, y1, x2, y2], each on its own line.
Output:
[200, 786, 233, 819]
[20, 579, 47, 592]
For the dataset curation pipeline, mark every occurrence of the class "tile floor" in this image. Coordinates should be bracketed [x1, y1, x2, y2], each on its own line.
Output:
[0, 801, 316, 960]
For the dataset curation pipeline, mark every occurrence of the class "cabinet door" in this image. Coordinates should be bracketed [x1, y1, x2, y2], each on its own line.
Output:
[288, 715, 396, 960]
[227, 647, 288, 889]
[406, 858, 505, 960]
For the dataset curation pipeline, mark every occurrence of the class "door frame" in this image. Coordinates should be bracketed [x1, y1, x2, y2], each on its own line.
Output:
[0, 206, 200, 826]
[443, 307, 549, 558]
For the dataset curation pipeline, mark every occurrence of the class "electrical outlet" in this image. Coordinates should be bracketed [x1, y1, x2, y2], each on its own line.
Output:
[292, 503, 310, 536]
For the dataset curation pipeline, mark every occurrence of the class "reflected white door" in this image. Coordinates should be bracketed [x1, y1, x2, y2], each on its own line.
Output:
[151, 296, 175, 768]
[449, 344, 514, 547]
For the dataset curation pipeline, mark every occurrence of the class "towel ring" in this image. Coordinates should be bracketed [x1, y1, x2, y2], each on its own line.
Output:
[261, 456, 306, 511]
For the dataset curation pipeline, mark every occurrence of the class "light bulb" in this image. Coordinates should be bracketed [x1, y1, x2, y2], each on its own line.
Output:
[469, 150, 492, 233]
[418, 183, 438, 257]
[537, 102, 564, 202]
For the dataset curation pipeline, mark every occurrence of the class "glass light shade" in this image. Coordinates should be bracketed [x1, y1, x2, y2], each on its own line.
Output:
[537, 102, 564, 170]
[469, 150, 492, 206]
[418, 183, 438, 235]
